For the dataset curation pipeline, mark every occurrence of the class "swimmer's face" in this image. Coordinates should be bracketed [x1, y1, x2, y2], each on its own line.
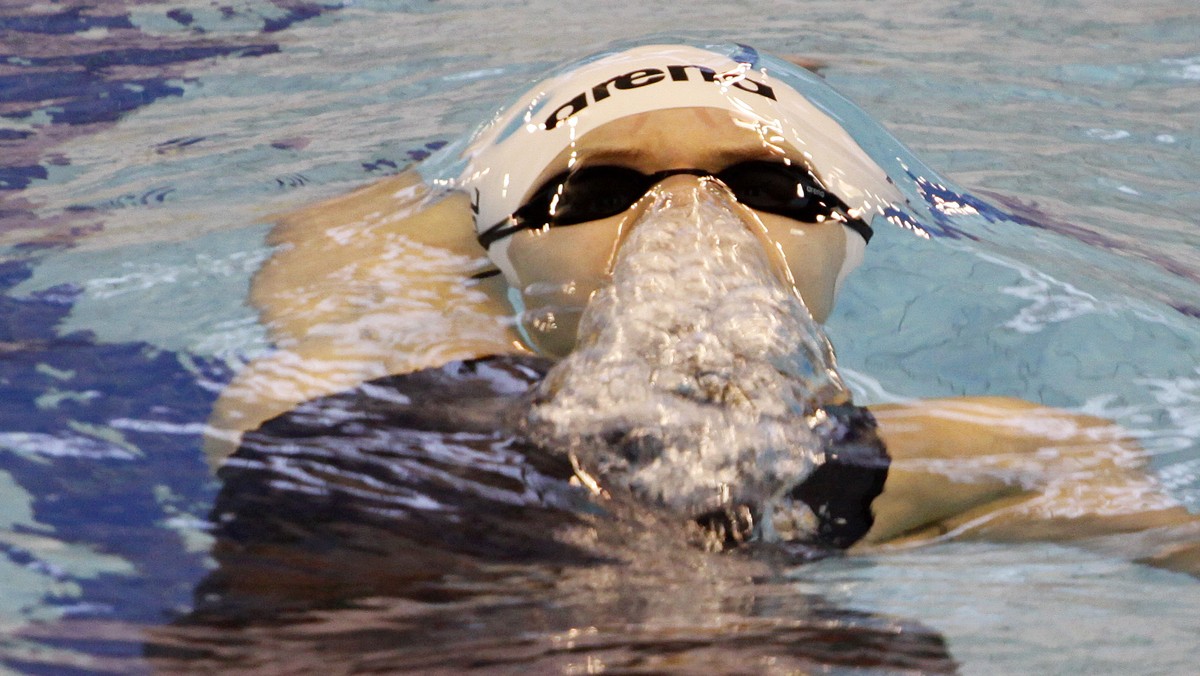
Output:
[503, 108, 850, 356]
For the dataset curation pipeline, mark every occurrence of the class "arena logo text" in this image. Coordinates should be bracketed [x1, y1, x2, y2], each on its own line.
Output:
[544, 64, 776, 130]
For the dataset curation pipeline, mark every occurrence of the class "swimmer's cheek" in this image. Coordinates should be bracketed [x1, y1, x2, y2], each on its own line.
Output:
[506, 218, 624, 355]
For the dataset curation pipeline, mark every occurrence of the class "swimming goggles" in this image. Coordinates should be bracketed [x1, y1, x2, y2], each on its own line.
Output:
[476, 160, 874, 250]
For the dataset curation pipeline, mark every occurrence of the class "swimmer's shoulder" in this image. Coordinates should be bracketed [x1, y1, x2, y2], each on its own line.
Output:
[868, 395, 1103, 461]
[206, 171, 521, 466]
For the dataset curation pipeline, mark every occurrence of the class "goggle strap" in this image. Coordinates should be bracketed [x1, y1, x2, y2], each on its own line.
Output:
[478, 218, 528, 249]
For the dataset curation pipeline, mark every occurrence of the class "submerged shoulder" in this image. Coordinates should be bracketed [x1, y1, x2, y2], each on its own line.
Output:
[868, 395, 1119, 460]
[861, 395, 1199, 567]
[205, 171, 520, 466]
[863, 396, 1114, 544]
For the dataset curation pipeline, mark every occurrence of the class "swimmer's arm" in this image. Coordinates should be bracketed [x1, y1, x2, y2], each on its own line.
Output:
[858, 397, 1200, 574]
[859, 396, 1036, 544]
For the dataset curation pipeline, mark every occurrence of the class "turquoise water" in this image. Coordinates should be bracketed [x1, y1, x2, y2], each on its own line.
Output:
[2, 1, 1199, 673]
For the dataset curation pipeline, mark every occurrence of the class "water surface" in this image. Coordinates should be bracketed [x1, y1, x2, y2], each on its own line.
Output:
[2, 1, 1199, 673]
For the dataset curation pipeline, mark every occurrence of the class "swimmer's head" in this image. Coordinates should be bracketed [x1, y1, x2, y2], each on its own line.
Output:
[458, 44, 902, 355]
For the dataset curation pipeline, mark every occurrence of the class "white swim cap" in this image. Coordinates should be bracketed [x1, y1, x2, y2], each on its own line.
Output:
[458, 43, 899, 292]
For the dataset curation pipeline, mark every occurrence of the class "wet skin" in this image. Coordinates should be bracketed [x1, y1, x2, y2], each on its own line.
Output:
[506, 108, 848, 356]
[496, 108, 1200, 563]
[209, 106, 1200, 576]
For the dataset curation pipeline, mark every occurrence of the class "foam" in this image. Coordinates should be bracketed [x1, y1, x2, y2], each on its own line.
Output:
[523, 180, 850, 523]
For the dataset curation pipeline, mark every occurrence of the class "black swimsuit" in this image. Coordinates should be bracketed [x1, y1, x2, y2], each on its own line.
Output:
[215, 355, 889, 556]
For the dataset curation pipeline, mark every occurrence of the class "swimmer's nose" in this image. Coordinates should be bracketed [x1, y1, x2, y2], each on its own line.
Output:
[641, 171, 773, 223]
[620, 173, 744, 235]
[655, 173, 709, 190]
[645, 173, 724, 207]
[618, 174, 795, 287]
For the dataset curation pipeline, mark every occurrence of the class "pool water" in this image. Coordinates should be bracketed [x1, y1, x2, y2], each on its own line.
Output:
[2, 1, 1199, 673]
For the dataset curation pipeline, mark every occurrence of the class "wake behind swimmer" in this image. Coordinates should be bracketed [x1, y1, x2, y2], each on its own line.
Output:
[520, 179, 889, 549]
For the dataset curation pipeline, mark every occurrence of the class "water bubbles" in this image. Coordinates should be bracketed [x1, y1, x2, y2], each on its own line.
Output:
[522, 181, 851, 536]
[1085, 128, 1131, 141]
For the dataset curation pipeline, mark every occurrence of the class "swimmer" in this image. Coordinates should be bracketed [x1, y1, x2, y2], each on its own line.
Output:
[209, 43, 1200, 574]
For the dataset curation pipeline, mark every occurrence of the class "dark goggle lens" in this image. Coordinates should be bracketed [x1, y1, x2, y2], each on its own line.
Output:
[716, 161, 832, 222]
[550, 166, 652, 226]
[531, 161, 835, 226]
[485, 161, 870, 249]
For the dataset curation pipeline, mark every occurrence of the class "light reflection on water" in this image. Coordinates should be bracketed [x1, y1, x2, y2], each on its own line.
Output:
[149, 355, 953, 674]
[145, 578, 954, 674]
